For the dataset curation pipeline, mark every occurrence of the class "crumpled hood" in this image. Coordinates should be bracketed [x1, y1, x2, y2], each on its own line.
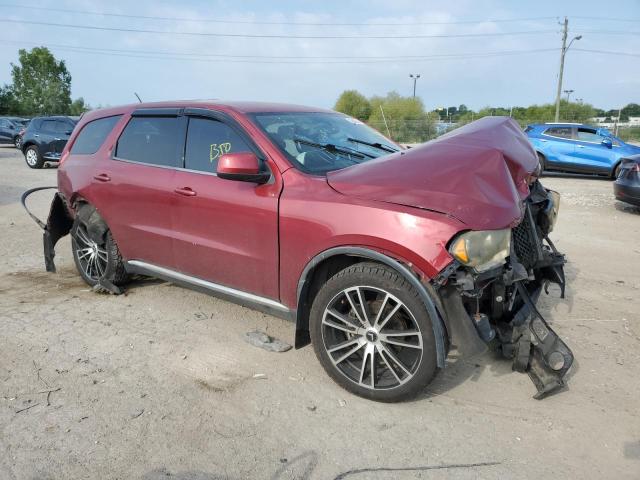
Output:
[327, 116, 537, 230]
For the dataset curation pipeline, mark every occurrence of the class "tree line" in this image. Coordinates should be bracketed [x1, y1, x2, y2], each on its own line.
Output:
[0, 47, 88, 117]
[335, 89, 638, 143]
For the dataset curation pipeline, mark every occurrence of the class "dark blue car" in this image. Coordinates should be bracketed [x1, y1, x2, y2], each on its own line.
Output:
[525, 123, 640, 178]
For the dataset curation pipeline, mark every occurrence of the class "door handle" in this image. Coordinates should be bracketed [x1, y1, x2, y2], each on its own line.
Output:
[93, 173, 111, 182]
[34, 134, 39, 137]
[174, 187, 197, 197]
[54, 137, 61, 141]
[540, 139, 548, 142]
[576, 145, 585, 148]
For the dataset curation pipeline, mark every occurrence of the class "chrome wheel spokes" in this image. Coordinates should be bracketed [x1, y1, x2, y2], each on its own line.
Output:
[74, 226, 108, 281]
[321, 286, 423, 390]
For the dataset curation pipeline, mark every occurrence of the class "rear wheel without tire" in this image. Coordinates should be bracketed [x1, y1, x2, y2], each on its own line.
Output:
[71, 213, 128, 287]
[309, 262, 438, 402]
[24, 145, 44, 169]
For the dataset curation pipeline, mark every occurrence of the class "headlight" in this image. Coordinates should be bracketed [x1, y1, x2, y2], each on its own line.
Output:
[449, 229, 511, 272]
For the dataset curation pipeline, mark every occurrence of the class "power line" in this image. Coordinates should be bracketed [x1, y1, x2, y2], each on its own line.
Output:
[0, 4, 558, 26]
[572, 48, 640, 58]
[0, 39, 558, 61]
[0, 18, 558, 39]
[572, 15, 640, 23]
[0, 40, 559, 64]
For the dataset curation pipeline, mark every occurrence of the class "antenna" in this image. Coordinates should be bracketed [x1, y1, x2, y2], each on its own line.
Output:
[134, 92, 143, 103]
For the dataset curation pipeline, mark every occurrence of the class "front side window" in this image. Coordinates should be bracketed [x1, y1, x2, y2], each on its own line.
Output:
[577, 128, 603, 143]
[250, 112, 399, 175]
[544, 127, 573, 139]
[184, 117, 252, 173]
[115, 116, 182, 167]
[71, 115, 121, 155]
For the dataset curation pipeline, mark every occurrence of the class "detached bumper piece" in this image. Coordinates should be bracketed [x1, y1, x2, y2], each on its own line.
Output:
[21, 187, 73, 273]
[437, 181, 574, 399]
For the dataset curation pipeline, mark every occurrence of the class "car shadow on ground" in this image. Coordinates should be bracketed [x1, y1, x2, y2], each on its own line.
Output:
[614, 200, 640, 215]
[542, 171, 612, 181]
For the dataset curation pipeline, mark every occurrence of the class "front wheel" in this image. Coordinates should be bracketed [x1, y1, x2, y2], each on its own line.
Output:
[537, 152, 546, 174]
[24, 145, 44, 169]
[310, 262, 438, 402]
[14, 136, 22, 149]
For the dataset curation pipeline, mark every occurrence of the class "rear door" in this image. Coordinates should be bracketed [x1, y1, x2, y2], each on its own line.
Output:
[540, 126, 575, 167]
[38, 120, 59, 156]
[0, 119, 14, 143]
[50, 119, 75, 156]
[572, 127, 617, 173]
[171, 110, 280, 299]
[89, 110, 186, 269]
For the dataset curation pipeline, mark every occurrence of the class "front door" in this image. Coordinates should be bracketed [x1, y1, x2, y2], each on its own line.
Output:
[571, 127, 616, 173]
[540, 126, 575, 168]
[171, 114, 280, 300]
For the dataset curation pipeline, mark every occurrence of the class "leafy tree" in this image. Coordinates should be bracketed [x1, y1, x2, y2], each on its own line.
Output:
[368, 91, 437, 143]
[334, 90, 371, 122]
[0, 85, 16, 115]
[70, 97, 90, 115]
[7, 47, 72, 115]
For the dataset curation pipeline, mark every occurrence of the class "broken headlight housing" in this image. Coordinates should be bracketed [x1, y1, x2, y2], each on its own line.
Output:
[449, 229, 511, 273]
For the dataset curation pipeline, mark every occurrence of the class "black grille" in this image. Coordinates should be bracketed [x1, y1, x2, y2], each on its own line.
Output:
[512, 206, 540, 268]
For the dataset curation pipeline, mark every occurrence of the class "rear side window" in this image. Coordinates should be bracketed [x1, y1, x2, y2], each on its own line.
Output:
[184, 117, 252, 173]
[115, 116, 182, 167]
[71, 115, 121, 155]
[544, 127, 573, 139]
[41, 120, 58, 133]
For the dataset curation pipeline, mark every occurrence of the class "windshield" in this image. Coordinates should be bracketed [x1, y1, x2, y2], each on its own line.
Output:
[250, 112, 399, 174]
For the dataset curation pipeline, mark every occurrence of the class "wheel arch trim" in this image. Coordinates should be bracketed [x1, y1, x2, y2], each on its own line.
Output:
[295, 246, 447, 368]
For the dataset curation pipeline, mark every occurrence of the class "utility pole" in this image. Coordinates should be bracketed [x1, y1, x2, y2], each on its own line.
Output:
[554, 17, 581, 122]
[409, 74, 420, 98]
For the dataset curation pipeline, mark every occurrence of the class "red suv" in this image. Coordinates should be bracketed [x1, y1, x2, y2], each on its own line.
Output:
[25, 101, 573, 401]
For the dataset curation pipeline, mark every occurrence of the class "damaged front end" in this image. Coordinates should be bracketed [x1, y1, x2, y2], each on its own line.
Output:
[436, 180, 573, 399]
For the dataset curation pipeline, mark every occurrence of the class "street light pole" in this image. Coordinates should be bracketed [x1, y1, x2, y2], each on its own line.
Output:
[564, 89, 574, 102]
[409, 74, 420, 98]
[554, 17, 581, 122]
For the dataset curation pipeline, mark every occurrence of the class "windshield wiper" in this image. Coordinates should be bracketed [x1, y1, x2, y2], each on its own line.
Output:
[347, 137, 399, 153]
[293, 137, 368, 159]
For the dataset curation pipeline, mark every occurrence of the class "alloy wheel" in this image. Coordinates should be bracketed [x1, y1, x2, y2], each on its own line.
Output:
[74, 225, 108, 281]
[321, 286, 423, 390]
[25, 149, 38, 167]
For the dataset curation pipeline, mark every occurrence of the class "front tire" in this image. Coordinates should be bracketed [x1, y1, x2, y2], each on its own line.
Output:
[71, 214, 128, 287]
[309, 262, 438, 402]
[24, 145, 44, 169]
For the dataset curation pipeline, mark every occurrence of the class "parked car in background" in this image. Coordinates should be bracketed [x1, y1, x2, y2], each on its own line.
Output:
[525, 123, 640, 178]
[21, 116, 78, 168]
[22, 103, 573, 402]
[613, 155, 640, 206]
[0, 116, 29, 148]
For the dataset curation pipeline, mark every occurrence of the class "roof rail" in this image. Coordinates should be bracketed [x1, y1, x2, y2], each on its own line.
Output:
[543, 122, 583, 125]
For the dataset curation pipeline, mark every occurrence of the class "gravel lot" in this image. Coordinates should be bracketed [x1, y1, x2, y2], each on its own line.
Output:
[1, 144, 639, 479]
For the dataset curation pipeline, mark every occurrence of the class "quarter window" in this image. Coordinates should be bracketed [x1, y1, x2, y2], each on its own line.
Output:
[115, 116, 182, 167]
[71, 115, 122, 155]
[544, 127, 573, 139]
[184, 117, 252, 173]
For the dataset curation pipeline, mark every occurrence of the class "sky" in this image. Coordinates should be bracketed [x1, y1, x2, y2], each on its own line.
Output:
[0, 0, 638, 111]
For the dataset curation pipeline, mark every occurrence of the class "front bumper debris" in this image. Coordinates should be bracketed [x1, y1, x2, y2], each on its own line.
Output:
[436, 181, 574, 399]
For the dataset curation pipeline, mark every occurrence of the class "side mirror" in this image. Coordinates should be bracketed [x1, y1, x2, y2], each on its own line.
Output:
[217, 152, 270, 184]
[601, 138, 613, 149]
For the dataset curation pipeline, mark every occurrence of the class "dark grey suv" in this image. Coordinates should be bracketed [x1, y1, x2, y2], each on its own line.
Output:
[22, 116, 78, 168]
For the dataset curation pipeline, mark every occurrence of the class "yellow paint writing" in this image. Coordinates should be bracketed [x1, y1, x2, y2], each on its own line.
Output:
[209, 142, 232, 162]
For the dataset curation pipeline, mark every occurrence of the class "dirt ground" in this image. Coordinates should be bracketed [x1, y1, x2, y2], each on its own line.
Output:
[1, 144, 639, 480]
